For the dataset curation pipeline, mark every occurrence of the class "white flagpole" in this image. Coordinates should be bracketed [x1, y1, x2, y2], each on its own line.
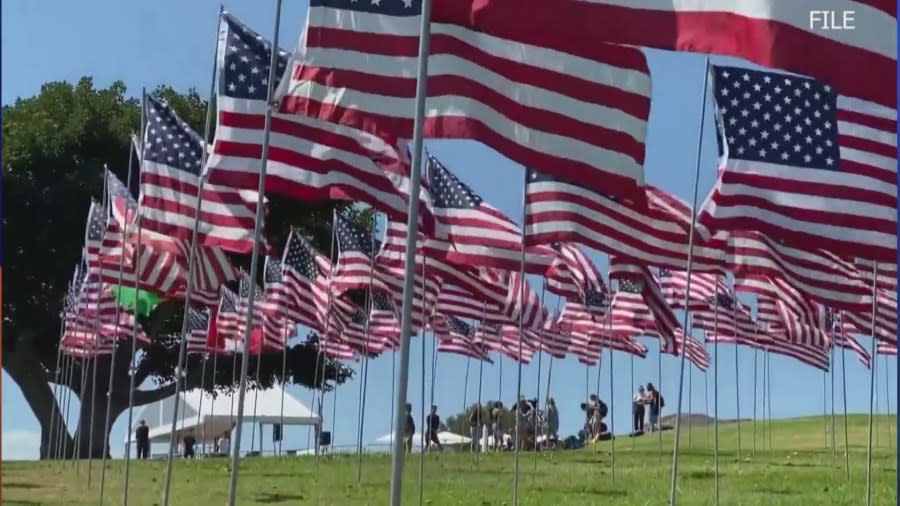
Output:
[357, 214, 379, 479]
[840, 313, 850, 479]
[513, 168, 530, 506]
[733, 303, 741, 470]
[278, 325, 289, 456]
[533, 280, 546, 468]
[226, 1, 283, 503]
[752, 328, 758, 456]
[122, 89, 149, 506]
[883, 354, 892, 448]
[667, 56, 711, 506]
[48, 337, 64, 460]
[608, 343, 616, 481]
[159, 6, 224, 499]
[388, 0, 433, 503]
[713, 275, 720, 506]
[86, 352, 100, 483]
[417, 259, 429, 506]
[864, 263, 879, 506]
[831, 327, 836, 461]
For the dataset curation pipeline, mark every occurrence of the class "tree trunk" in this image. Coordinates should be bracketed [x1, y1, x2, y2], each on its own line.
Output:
[3, 343, 74, 459]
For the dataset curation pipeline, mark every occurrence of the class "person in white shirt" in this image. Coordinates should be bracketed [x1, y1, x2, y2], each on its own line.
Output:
[632, 386, 647, 434]
[217, 432, 230, 456]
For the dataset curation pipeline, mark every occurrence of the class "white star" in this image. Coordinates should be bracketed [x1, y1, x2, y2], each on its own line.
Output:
[803, 154, 812, 163]
[823, 121, 832, 130]
[228, 83, 237, 92]
[774, 86, 782, 94]
[781, 152, 789, 160]
[740, 109, 749, 117]
[753, 101, 762, 110]
[794, 144, 802, 152]
[760, 131, 769, 140]
[248, 85, 256, 94]
[826, 157, 834, 165]
[748, 138, 757, 147]
[763, 75, 771, 83]
[733, 81, 741, 89]
[371, 0, 381, 5]
[730, 98, 739, 107]
[751, 120, 759, 128]
[794, 88, 802, 97]
[759, 148, 767, 157]
[738, 127, 747, 136]
[753, 83, 762, 92]
[794, 125, 802, 134]
[763, 113, 771, 121]
[773, 123, 782, 131]
[771, 141, 780, 150]
[729, 117, 738, 126]
[805, 136, 813, 144]
[722, 70, 731, 78]
[403, 0, 413, 6]
[720, 88, 729, 97]
[764, 94, 772, 102]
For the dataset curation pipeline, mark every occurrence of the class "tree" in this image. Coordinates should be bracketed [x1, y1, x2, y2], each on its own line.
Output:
[3, 78, 355, 459]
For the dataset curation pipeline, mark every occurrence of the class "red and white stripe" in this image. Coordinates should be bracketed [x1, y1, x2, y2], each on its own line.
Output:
[280, 0, 652, 200]
[844, 288, 897, 344]
[659, 270, 730, 311]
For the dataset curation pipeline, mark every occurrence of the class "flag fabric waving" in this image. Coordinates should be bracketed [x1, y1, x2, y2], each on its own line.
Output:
[701, 65, 897, 261]
[277, 0, 652, 200]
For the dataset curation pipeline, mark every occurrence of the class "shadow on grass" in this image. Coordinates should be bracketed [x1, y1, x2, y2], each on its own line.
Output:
[755, 488, 798, 496]
[684, 470, 717, 480]
[2, 483, 41, 489]
[255, 492, 307, 503]
[4, 501, 44, 506]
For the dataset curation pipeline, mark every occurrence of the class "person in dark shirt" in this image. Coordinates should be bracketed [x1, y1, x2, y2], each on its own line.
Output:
[182, 431, 196, 459]
[425, 405, 443, 451]
[404, 403, 415, 454]
[646, 383, 664, 432]
[135, 420, 150, 460]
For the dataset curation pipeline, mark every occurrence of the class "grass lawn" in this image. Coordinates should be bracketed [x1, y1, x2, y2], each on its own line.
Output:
[3, 415, 896, 505]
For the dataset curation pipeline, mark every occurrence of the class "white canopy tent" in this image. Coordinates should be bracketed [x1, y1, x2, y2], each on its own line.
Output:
[125, 388, 320, 449]
[374, 431, 471, 449]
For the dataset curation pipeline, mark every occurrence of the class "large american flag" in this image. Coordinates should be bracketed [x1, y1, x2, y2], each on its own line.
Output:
[205, 13, 427, 228]
[728, 231, 872, 312]
[426, 154, 555, 273]
[735, 275, 828, 347]
[504, 0, 895, 108]
[277, 0, 652, 201]
[524, 168, 726, 273]
[701, 65, 896, 261]
[140, 94, 259, 255]
[332, 211, 382, 294]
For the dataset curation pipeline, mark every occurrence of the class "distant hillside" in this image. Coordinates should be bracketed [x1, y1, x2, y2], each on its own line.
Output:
[659, 413, 751, 427]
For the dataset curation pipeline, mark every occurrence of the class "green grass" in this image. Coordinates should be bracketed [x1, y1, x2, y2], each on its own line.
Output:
[3, 415, 897, 505]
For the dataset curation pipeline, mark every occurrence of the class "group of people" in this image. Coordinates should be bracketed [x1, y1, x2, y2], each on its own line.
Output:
[133, 420, 231, 460]
[403, 404, 445, 453]
[631, 383, 664, 434]
[580, 394, 610, 442]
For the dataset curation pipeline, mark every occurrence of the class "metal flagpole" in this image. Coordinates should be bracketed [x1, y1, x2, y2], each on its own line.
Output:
[209, 350, 221, 451]
[713, 275, 720, 506]
[226, 1, 283, 502]
[831, 327, 836, 461]
[390, 349, 396, 436]
[705, 353, 710, 448]
[667, 56, 711, 506]
[307, 222, 336, 456]
[595, 358, 602, 455]
[512, 169, 529, 506]
[657, 339, 662, 459]
[160, 5, 224, 500]
[533, 282, 545, 468]
[733, 304, 741, 470]
[98, 141, 141, 500]
[356, 228, 376, 475]
[767, 349, 773, 450]
[60, 354, 74, 460]
[864, 263, 879, 506]
[74, 356, 90, 468]
[250, 352, 262, 453]
[48, 324, 65, 459]
[330, 376, 338, 455]
[631, 352, 636, 449]
[609, 344, 616, 481]
[752, 329, 758, 455]
[279, 326, 289, 456]
[417, 261, 429, 506]
[87, 353, 100, 483]
[884, 355, 892, 448]
[462, 358, 470, 429]
[391, 0, 431, 500]
[54, 352, 68, 460]
[840, 313, 850, 479]
[688, 354, 693, 449]
[476, 345, 485, 465]
[388, 0, 433, 503]
[823, 368, 828, 449]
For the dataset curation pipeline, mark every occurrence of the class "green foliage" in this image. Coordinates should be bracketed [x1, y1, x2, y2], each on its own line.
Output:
[2, 78, 354, 398]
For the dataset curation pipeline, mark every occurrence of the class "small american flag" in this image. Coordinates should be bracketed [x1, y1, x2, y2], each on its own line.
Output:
[426, 154, 555, 273]
[206, 13, 425, 229]
[185, 306, 212, 354]
[843, 288, 897, 345]
[544, 243, 608, 315]
[702, 65, 896, 261]
[525, 168, 725, 273]
[609, 259, 681, 352]
[332, 212, 383, 294]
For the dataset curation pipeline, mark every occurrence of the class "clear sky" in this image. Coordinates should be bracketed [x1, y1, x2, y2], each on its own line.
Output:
[2, 0, 895, 460]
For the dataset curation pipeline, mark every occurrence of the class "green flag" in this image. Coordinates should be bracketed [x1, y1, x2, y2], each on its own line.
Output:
[109, 285, 163, 316]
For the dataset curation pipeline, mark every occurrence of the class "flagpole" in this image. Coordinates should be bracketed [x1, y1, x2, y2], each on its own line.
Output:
[73, 355, 89, 469]
[840, 313, 850, 479]
[512, 167, 530, 506]
[609, 344, 616, 481]
[687, 352, 693, 449]
[388, 0, 433, 502]
[533, 281, 546, 467]
[667, 56, 710, 506]
[48, 338, 64, 460]
[864, 262, 879, 506]
[733, 301, 741, 470]
[631, 351, 636, 449]
[225, 1, 283, 502]
[57, 352, 72, 460]
[823, 367, 828, 449]
[209, 350, 221, 451]
[767, 349, 773, 450]
[657, 338, 662, 459]
[883, 354, 892, 448]
[476, 305, 487, 462]
[357, 214, 379, 479]
[752, 328, 758, 456]
[330, 372, 338, 455]
[87, 352, 100, 482]
[250, 352, 262, 453]
[830, 327, 836, 461]
[312, 217, 339, 463]
[462, 357, 470, 436]
[99, 155, 140, 506]
[417, 261, 430, 506]
[278, 326, 289, 456]
[713, 275, 720, 506]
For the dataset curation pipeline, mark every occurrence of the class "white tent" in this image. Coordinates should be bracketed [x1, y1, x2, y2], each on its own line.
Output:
[125, 388, 320, 446]
[374, 431, 471, 448]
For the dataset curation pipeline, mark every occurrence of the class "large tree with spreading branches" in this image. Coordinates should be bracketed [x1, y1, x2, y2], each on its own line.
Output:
[3, 78, 359, 459]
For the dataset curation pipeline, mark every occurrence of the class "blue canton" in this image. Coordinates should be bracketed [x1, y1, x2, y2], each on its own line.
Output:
[713, 65, 840, 170]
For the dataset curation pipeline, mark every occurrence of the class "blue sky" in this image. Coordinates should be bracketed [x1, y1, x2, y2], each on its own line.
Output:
[2, 0, 895, 460]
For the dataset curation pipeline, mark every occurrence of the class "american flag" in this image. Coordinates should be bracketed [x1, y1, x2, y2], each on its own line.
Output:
[609, 258, 681, 352]
[274, 231, 334, 332]
[674, 330, 711, 371]
[140, 94, 259, 255]
[855, 259, 897, 292]
[592, 333, 649, 359]
[332, 211, 382, 293]
[185, 306, 212, 354]
[701, 65, 896, 261]
[843, 288, 897, 345]
[435, 284, 501, 323]
[431, 314, 491, 362]
[658, 269, 730, 311]
[426, 154, 555, 273]
[524, 168, 726, 272]
[106, 172, 236, 307]
[544, 243, 608, 313]
[478, 268, 545, 331]
[708, 331, 830, 371]
[876, 342, 898, 356]
[692, 291, 759, 342]
[514, 1, 895, 108]
[278, 0, 653, 201]
[206, 13, 427, 228]
[367, 291, 402, 349]
[728, 231, 872, 312]
[832, 330, 872, 369]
